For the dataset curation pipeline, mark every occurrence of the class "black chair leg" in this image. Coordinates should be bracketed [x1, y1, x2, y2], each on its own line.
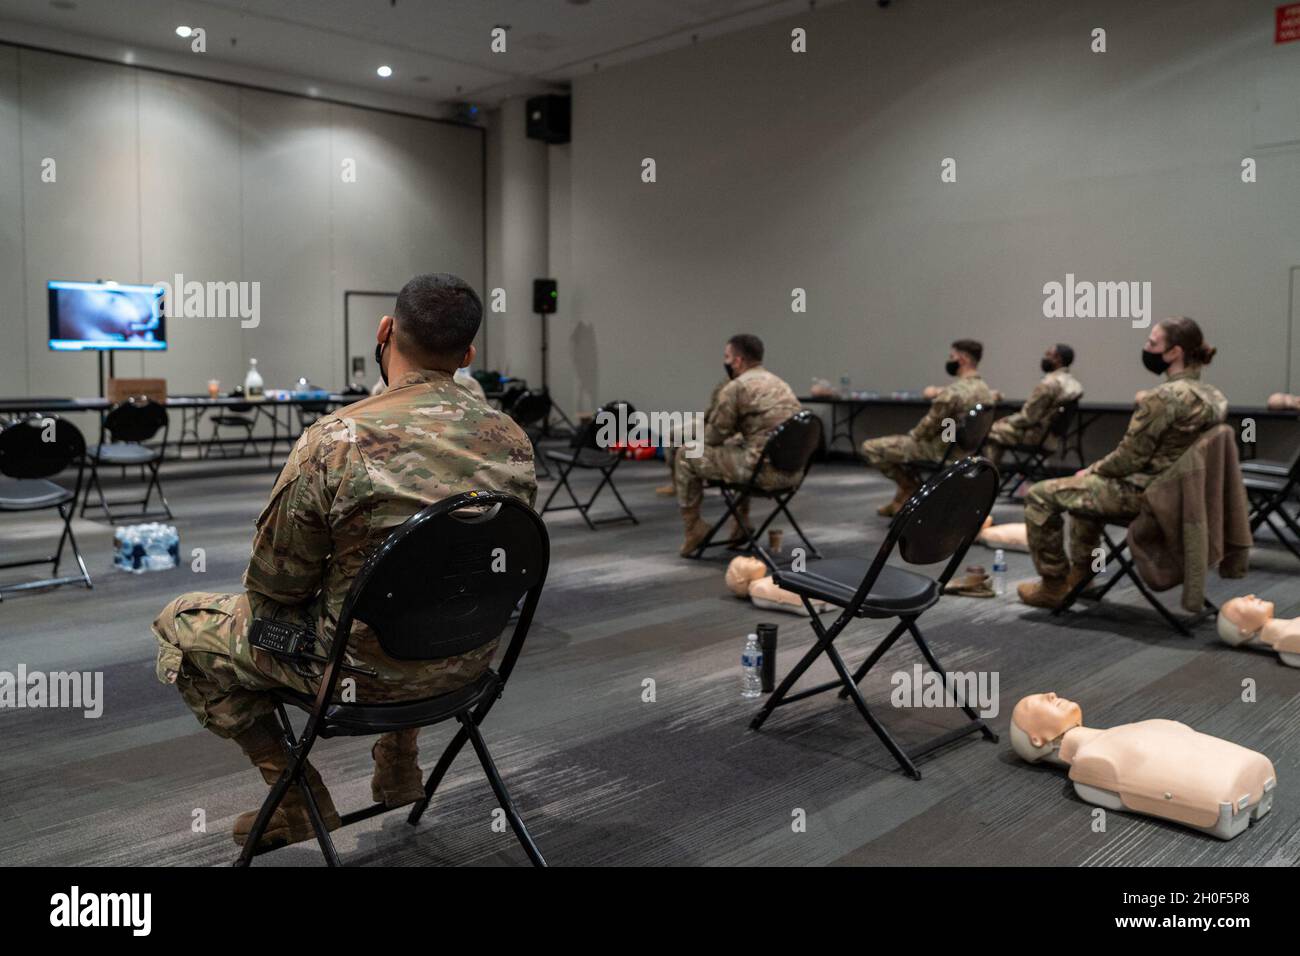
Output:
[906, 621, 997, 742]
[838, 618, 911, 698]
[821, 640, 921, 779]
[459, 714, 547, 867]
[408, 723, 472, 825]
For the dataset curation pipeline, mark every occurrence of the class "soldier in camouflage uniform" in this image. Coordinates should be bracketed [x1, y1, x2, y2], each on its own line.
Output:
[986, 343, 1084, 465]
[1019, 318, 1225, 608]
[655, 379, 726, 496]
[152, 274, 536, 849]
[675, 334, 802, 555]
[861, 339, 994, 516]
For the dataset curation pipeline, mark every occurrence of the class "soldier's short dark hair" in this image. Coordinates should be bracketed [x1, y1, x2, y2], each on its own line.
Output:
[727, 333, 764, 363]
[1055, 343, 1075, 367]
[951, 338, 983, 364]
[394, 273, 482, 364]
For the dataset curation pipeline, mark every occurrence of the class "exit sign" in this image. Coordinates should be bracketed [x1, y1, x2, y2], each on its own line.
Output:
[1278, 3, 1300, 43]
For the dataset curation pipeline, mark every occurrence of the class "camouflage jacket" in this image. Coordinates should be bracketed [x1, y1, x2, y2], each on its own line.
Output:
[1092, 368, 1228, 488]
[705, 365, 802, 467]
[1000, 368, 1084, 445]
[910, 373, 995, 445]
[242, 368, 537, 697]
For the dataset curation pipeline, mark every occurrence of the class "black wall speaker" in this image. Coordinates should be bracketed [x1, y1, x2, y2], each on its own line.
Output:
[533, 279, 557, 314]
[526, 95, 570, 144]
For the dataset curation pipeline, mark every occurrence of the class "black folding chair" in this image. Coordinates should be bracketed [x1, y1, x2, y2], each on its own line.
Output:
[81, 397, 173, 523]
[751, 457, 1000, 779]
[509, 389, 554, 480]
[687, 410, 823, 568]
[203, 390, 255, 459]
[996, 398, 1082, 498]
[1050, 513, 1218, 635]
[236, 490, 550, 867]
[1049, 425, 1237, 636]
[908, 403, 995, 480]
[539, 400, 638, 529]
[0, 417, 93, 600]
[1242, 450, 1300, 562]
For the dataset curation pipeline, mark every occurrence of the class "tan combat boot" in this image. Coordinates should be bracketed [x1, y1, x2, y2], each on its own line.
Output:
[654, 484, 676, 497]
[680, 505, 712, 556]
[371, 728, 426, 808]
[876, 477, 919, 518]
[727, 498, 752, 546]
[1016, 567, 1089, 610]
[231, 715, 341, 849]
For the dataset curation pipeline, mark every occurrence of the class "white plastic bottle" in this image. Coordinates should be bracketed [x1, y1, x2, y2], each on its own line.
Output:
[992, 549, 1008, 596]
[741, 633, 763, 699]
[244, 357, 264, 398]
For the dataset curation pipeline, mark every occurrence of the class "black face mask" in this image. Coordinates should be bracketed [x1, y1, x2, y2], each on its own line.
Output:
[1041, 357, 1056, 374]
[375, 336, 389, 386]
[724, 362, 736, 380]
[944, 359, 960, 377]
[1141, 348, 1170, 375]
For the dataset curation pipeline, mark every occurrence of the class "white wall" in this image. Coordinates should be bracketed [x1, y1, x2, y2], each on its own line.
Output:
[0, 44, 483, 401]
[556, 0, 1300, 413]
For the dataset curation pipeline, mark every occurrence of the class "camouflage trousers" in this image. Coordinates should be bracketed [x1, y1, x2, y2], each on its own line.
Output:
[1023, 473, 1144, 579]
[985, 419, 1050, 466]
[674, 444, 798, 509]
[860, 434, 946, 488]
[153, 591, 496, 739]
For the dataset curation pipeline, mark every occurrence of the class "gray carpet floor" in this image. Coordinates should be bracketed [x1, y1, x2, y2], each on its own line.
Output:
[1, 450, 1298, 866]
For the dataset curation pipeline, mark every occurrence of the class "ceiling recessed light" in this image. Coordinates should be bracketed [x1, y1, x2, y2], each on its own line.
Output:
[376, 65, 393, 78]
[175, 25, 192, 38]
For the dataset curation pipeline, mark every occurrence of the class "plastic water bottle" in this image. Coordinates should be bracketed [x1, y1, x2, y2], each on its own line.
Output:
[244, 357, 264, 398]
[992, 549, 1008, 596]
[741, 633, 763, 699]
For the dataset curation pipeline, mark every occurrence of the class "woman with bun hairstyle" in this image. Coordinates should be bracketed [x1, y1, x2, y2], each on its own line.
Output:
[1018, 317, 1228, 608]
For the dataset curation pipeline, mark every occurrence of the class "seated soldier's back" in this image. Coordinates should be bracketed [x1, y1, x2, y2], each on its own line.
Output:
[728, 367, 801, 453]
[1136, 373, 1228, 483]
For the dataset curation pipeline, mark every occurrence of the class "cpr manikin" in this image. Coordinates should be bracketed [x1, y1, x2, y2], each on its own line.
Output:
[1010, 692, 1276, 840]
[1217, 595, 1300, 669]
[726, 556, 829, 615]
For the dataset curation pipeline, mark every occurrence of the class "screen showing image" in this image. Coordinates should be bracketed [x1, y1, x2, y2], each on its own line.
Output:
[47, 280, 166, 351]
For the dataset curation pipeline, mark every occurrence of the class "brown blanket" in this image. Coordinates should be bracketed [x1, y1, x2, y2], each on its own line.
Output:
[1128, 424, 1252, 612]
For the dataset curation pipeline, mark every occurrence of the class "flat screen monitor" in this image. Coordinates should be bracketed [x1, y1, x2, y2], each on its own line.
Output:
[47, 280, 166, 351]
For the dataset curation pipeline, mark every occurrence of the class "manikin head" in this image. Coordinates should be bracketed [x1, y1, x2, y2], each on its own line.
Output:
[1010, 692, 1083, 762]
[1217, 595, 1275, 645]
[725, 555, 768, 596]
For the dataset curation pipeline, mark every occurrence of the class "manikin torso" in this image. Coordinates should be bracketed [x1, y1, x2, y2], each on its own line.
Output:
[1054, 721, 1275, 832]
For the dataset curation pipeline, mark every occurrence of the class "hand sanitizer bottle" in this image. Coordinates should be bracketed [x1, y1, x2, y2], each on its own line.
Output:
[244, 358, 264, 398]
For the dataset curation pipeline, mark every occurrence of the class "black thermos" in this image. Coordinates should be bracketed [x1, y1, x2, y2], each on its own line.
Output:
[756, 622, 778, 693]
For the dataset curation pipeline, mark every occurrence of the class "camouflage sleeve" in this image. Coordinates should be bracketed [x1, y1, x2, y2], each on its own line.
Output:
[703, 381, 726, 424]
[243, 421, 348, 617]
[1004, 380, 1055, 432]
[909, 388, 957, 443]
[1091, 391, 1166, 479]
[705, 380, 741, 445]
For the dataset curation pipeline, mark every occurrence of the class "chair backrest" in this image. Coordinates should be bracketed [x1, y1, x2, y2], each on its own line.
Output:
[104, 397, 168, 443]
[0, 417, 86, 479]
[758, 410, 823, 475]
[500, 384, 528, 415]
[336, 492, 549, 673]
[955, 403, 995, 453]
[107, 377, 167, 405]
[509, 390, 552, 429]
[1049, 398, 1081, 441]
[891, 456, 998, 569]
[226, 387, 254, 414]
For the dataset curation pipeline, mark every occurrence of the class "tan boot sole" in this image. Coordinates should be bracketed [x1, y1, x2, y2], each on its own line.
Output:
[371, 778, 427, 809]
[233, 806, 342, 849]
